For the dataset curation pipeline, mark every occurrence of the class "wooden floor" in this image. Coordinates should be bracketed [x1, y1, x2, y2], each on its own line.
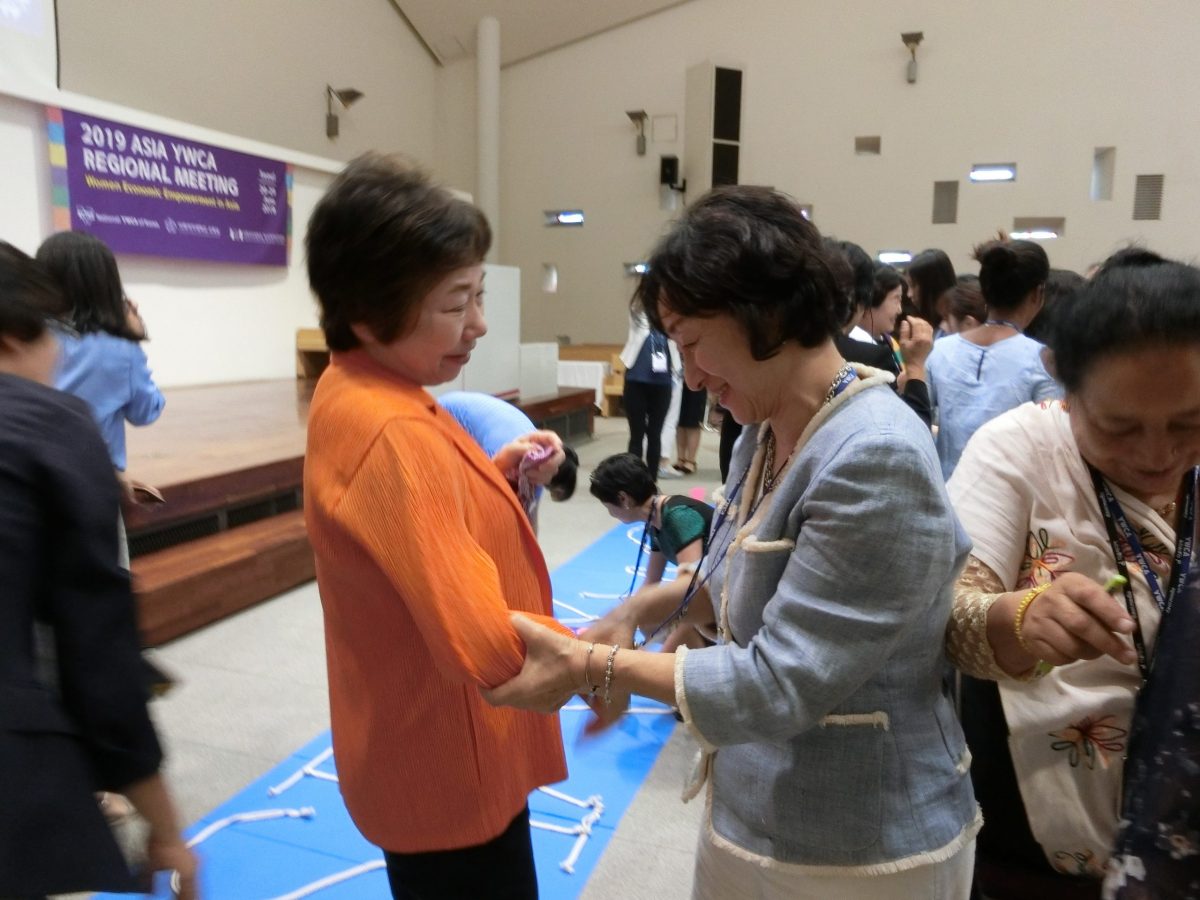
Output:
[125, 378, 314, 488]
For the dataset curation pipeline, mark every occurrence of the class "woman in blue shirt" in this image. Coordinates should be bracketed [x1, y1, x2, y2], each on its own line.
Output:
[37, 231, 164, 473]
[925, 238, 1060, 479]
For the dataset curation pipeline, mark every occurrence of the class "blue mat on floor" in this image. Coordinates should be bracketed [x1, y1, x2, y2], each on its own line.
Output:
[102, 521, 675, 899]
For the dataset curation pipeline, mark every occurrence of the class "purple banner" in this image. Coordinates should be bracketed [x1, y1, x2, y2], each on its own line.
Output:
[55, 109, 289, 266]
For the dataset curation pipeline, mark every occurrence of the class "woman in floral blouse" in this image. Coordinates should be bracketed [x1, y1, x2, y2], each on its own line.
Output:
[945, 248, 1200, 899]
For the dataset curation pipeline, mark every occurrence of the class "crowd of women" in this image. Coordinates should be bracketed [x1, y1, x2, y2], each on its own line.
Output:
[4, 150, 1197, 900]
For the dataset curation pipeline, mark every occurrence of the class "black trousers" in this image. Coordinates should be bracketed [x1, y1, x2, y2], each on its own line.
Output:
[384, 806, 538, 900]
[624, 380, 672, 474]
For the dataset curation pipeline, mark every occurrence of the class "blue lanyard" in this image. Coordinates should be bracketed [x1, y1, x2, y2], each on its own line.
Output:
[1090, 465, 1197, 680]
[640, 366, 859, 645]
[639, 467, 749, 645]
[626, 500, 658, 598]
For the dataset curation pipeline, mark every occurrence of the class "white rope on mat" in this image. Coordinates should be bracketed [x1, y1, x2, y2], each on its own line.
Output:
[530, 785, 605, 873]
[561, 702, 674, 715]
[267, 746, 337, 796]
[265, 859, 387, 900]
[551, 598, 599, 621]
[186, 806, 316, 848]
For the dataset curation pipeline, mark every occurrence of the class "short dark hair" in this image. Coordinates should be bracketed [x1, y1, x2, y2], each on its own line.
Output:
[819, 237, 855, 324]
[972, 238, 1049, 313]
[871, 263, 906, 310]
[0, 241, 66, 342]
[1049, 247, 1200, 392]
[633, 186, 844, 359]
[306, 153, 491, 352]
[907, 249, 957, 328]
[1026, 268, 1084, 343]
[548, 445, 579, 502]
[943, 281, 986, 324]
[589, 452, 657, 506]
[36, 231, 137, 339]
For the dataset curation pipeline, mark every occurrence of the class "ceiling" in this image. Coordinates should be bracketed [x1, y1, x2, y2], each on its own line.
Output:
[390, 0, 694, 67]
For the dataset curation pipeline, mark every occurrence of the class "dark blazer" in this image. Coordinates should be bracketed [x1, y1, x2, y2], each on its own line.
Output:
[0, 373, 162, 897]
[836, 333, 933, 428]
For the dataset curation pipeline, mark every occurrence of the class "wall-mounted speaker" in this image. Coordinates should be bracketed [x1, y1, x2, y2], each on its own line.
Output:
[660, 155, 679, 186]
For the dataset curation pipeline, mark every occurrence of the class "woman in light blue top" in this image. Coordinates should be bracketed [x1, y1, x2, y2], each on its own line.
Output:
[37, 232, 164, 472]
[484, 186, 979, 899]
[926, 238, 1060, 479]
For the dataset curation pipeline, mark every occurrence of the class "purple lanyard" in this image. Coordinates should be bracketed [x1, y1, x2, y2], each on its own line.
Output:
[1089, 464, 1197, 680]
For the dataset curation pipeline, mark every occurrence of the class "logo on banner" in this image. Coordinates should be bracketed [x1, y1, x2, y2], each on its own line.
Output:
[76, 205, 96, 226]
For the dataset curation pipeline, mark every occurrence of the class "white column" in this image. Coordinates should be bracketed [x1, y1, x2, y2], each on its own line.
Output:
[476, 16, 500, 261]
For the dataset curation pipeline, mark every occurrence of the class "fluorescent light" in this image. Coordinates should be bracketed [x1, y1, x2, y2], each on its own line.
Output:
[969, 164, 1017, 183]
[877, 251, 913, 265]
[1010, 230, 1058, 240]
[543, 210, 585, 226]
[623, 262, 650, 276]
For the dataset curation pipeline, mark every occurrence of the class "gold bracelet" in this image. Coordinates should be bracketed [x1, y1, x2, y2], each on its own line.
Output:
[1013, 582, 1053, 655]
[583, 642, 598, 695]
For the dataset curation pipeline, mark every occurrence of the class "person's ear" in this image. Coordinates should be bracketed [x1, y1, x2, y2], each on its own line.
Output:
[349, 322, 377, 346]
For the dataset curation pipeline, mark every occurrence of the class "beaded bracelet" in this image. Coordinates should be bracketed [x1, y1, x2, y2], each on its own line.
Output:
[583, 642, 599, 695]
[1013, 582, 1053, 655]
[602, 644, 620, 706]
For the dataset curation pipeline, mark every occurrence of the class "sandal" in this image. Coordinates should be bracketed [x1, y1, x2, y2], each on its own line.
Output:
[673, 460, 698, 475]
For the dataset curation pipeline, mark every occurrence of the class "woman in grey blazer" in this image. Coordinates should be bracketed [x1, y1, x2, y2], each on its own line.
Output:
[484, 187, 979, 899]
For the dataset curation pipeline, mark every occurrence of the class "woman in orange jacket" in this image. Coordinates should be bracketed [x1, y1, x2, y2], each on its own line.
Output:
[304, 154, 569, 900]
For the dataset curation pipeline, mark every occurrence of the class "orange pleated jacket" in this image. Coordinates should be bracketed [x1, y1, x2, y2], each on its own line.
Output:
[304, 350, 567, 853]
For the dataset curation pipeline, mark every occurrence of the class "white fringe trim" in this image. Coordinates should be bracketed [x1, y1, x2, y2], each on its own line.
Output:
[741, 537, 796, 553]
[703, 805, 983, 877]
[674, 647, 718, 754]
[818, 711, 890, 730]
[955, 747, 973, 776]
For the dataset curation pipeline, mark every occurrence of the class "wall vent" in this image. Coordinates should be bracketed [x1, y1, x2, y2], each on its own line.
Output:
[932, 180, 959, 224]
[1133, 174, 1164, 220]
[1091, 147, 1115, 201]
[1011, 217, 1065, 240]
[854, 135, 881, 155]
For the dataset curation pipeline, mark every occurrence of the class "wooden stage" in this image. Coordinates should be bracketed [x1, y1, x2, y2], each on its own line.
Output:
[124, 378, 593, 646]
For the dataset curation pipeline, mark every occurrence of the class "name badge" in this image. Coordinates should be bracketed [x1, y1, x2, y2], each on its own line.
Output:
[650, 350, 669, 373]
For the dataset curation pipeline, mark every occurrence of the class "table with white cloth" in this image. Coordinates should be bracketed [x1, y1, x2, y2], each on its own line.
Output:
[556, 360, 608, 409]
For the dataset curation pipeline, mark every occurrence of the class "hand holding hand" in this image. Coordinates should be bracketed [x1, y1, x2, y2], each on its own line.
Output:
[481, 614, 589, 713]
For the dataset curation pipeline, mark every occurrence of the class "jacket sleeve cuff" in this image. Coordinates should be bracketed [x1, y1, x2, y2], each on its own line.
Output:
[674, 646, 718, 753]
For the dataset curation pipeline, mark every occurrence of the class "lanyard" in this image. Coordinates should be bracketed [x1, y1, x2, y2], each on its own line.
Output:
[639, 466, 748, 645]
[985, 318, 1023, 331]
[626, 500, 658, 598]
[1089, 464, 1197, 680]
[640, 366, 859, 645]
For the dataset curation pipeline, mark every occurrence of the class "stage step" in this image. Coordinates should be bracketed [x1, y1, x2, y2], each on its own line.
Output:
[132, 510, 314, 646]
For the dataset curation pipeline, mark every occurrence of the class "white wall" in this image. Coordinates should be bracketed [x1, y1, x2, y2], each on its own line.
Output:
[1, 1, 444, 387]
[438, 0, 1200, 344]
[56, 0, 437, 166]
